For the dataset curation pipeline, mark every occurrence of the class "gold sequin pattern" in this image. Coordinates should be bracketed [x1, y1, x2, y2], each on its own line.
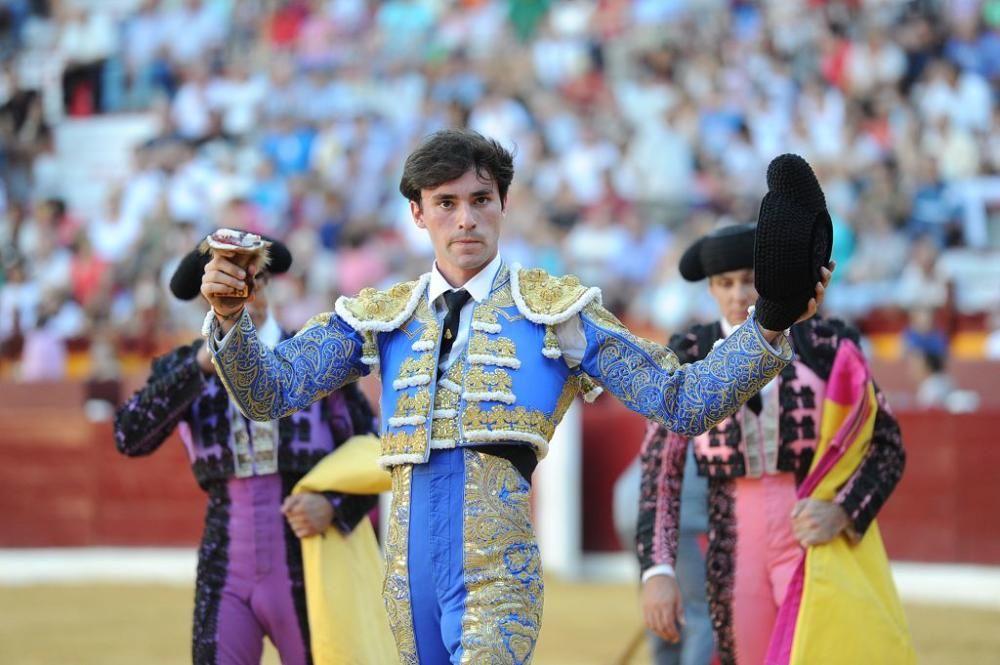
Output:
[397, 354, 435, 380]
[490, 265, 515, 308]
[383, 465, 418, 664]
[362, 330, 378, 363]
[473, 306, 499, 326]
[516, 268, 590, 316]
[340, 278, 423, 324]
[460, 450, 543, 663]
[393, 390, 432, 418]
[464, 366, 514, 395]
[490, 284, 515, 308]
[543, 326, 560, 354]
[553, 375, 580, 423]
[578, 374, 601, 398]
[382, 429, 427, 457]
[462, 405, 555, 441]
[431, 416, 459, 441]
[468, 333, 517, 360]
[415, 320, 440, 344]
[434, 383, 460, 410]
[443, 358, 463, 383]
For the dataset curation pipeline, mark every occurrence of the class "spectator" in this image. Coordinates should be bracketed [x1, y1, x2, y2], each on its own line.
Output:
[907, 157, 961, 243]
[0, 255, 38, 347]
[18, 290, 67, 381]
[164, 0, 226, 67]
[896, 236, 949, 311]
[118, 0, 173, 109]
[88, 186, 142, 264]
[908, 348, 955, 409]
[0, 0, 994, 415]
[56, 6, 117, 115]
[170, 63, 214, 141]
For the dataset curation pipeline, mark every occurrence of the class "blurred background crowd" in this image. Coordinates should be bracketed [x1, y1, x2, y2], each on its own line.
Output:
[1, 0, 999, 411]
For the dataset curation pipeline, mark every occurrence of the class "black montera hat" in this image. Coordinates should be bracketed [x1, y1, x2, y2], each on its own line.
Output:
[753, 154, 833, 331]
[169, 235, 293, 301]
[679, 223, 756, 282]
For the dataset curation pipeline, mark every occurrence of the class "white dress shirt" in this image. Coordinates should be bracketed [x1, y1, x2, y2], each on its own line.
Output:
[427, 254, 587, 372]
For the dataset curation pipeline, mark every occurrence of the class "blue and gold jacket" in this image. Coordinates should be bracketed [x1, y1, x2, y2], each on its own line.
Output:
[210, 263, 792, 468]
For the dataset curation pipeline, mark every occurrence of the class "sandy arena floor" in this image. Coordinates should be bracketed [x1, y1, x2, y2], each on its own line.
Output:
[1, 577, 999, 664]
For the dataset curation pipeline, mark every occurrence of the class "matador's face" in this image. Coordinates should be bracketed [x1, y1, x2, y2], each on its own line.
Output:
[411, 168, 505, 286]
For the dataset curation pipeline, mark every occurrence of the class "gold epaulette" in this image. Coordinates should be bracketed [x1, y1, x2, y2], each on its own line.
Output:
[334, 273, 431, 333]
[510, 266, 602, 326]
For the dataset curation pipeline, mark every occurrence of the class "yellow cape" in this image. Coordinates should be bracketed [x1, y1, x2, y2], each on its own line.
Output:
[771, 342, 915, 665]
[292, 435, 396, 664]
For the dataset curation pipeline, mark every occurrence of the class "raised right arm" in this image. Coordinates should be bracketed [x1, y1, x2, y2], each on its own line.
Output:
[207, 310, 370, 422]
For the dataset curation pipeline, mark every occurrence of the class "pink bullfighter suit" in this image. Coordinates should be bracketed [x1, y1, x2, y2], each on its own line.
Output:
[636, 317, 905, 665]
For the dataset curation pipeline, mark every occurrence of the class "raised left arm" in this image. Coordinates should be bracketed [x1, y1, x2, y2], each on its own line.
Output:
[578, 303, 792, 436]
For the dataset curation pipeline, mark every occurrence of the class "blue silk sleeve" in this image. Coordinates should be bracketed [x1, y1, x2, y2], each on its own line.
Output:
[208, 310, 369, 422]
[579, 303, 791, 436]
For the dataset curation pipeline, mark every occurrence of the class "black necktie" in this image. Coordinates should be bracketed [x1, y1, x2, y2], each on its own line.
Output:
[746, 392, 762, 415]
[439, 289, 471, 371]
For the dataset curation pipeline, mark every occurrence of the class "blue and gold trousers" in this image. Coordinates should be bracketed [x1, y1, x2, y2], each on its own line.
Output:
[383, 448, 543, 664]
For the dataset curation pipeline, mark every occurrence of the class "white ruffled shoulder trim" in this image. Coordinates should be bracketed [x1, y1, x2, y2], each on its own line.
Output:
[377, 452, 426, 468]
[509, 263, 603, 326]
[334, 273, 431, 333]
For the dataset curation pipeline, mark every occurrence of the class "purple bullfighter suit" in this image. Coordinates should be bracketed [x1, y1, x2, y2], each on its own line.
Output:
[114, 335, 378, 665]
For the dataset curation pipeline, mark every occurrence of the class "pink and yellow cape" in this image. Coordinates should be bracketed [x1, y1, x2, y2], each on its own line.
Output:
[766, 340, 916, 665]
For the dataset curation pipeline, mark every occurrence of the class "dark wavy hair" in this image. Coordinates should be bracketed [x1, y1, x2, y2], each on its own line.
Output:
[399, 129, 514, 209]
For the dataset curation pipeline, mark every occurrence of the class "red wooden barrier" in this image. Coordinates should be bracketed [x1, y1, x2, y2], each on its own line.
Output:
[0, 417, 204, 547]
[1, 380, 998, 564]
[578, 398, 1000, 564]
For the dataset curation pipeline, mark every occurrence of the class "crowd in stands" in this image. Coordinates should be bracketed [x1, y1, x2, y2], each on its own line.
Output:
[0, 0, 999, 410]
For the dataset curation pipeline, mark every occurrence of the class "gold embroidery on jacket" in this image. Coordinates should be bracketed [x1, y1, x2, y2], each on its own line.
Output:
[473, 306, 499, 326]
[460, 450, 542, 663]
[381, 430, 426, 456]
[468, 333, 517, 360]
[297, 312, 331, 333]
[393, 391, 432, 419]
[432, 417, 459, 441]
[397, 354, 435, 381]
[383, 466, 418, 663]
[340, 279, 422, 325]
[553, 375, 580, 423]
[464, 366, 514, 395]
[584, 302, 680, 371]
[516, 268, 590, 316]
[491, 284, 516, 308]
[462, 405, 556, 441]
